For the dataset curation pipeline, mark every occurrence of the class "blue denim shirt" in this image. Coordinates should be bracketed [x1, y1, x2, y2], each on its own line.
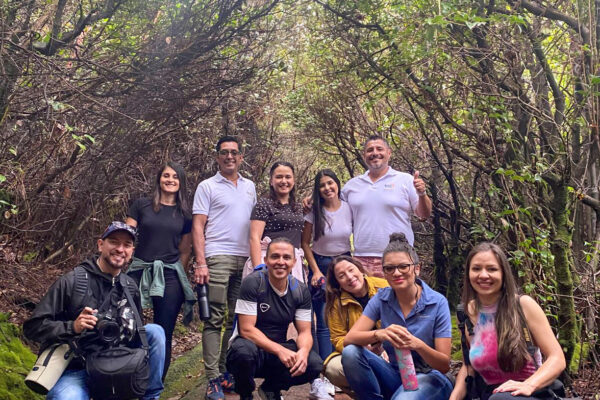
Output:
[362, 279, 451, 370]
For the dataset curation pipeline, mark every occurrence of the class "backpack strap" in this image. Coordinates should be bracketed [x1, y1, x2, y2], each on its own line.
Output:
[288, 274, 304, 305]
[256, 268, 304, 303]
[457, 303, 489, 400]
[71, 266, 89, 315]
[123, 274, 138, 300]
[456, 303, 473, 367]
[257, 268, 268, 301]
[256, 269, 305, 311]
[231, 268, 268, 336]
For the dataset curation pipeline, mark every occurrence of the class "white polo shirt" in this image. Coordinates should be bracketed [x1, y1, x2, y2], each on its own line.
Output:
[342, 167, 418, 256]
[193, 171, 256, 257]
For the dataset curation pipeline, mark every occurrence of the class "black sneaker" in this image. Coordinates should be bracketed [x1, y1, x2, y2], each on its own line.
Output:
[257, 386, 283, 400]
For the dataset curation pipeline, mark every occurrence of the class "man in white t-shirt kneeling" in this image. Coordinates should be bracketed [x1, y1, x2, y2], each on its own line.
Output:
[226, 237, 322, 400]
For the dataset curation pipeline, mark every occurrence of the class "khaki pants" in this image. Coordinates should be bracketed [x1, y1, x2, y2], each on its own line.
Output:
[202, 255, 247, 379]
[324, 354, 356, 398]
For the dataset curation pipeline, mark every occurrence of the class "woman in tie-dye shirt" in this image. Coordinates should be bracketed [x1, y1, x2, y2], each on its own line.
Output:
[449, 243, 566, 400]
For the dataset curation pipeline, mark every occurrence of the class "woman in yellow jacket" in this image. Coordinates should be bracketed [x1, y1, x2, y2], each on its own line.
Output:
[324, 255, 388, 396]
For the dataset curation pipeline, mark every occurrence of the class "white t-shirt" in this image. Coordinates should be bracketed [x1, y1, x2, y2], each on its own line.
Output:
[342, 167, 418, 256]
[192, 172, 256, 257]
[304, 200, 352, 256]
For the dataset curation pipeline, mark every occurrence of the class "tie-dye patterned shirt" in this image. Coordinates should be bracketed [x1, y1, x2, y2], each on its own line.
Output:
[469, 302, 541, 385]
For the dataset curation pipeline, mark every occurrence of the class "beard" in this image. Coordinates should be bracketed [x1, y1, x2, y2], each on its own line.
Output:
[101, 251, 129, 270]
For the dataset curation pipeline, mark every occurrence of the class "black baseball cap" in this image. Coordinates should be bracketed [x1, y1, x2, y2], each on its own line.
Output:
[101, 221, 137, 241]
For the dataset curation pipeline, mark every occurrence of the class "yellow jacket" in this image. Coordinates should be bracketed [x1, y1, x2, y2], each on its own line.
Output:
[324, 275, 389, 365]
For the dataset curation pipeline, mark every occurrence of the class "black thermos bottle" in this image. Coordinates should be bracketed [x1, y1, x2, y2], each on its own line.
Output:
[196, 284, 210, 321]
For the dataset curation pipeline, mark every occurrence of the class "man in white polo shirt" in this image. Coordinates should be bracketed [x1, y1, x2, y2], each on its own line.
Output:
[192, 135, 257, 400]
[342, 135, 432, 277]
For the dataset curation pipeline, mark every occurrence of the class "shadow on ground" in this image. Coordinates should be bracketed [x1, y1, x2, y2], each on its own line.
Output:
[163, 341, 350, 400]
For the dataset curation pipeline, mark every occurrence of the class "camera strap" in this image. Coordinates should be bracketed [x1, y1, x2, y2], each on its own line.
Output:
[120, 273, 148, 351]
[69, 281, 123, 359]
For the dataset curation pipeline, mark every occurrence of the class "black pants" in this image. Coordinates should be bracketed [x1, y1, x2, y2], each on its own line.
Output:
[129, 268, 184, 380]
[469, 374, 564, 400]
[226, 337, 323, 396]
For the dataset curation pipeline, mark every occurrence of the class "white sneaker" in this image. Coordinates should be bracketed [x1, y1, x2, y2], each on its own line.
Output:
[308, 378, 334, 400]
[322, 377, 335, 396]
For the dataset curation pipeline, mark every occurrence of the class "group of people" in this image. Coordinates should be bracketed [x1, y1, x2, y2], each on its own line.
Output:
[23, 134, 567, 400]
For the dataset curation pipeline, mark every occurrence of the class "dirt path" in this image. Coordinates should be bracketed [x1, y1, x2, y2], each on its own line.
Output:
[226, 383, 350, 399]
[182, 380, 352, 400]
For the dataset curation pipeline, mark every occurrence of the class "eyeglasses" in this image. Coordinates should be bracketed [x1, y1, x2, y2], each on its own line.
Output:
[382, 263, 415, 275]
[218, 149, 240, 157]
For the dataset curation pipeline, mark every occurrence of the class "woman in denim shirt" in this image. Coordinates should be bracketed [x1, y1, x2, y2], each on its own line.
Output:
[342, 233, 453, 400]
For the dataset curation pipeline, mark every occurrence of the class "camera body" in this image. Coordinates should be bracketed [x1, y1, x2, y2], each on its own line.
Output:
[93, 311, 121, 346]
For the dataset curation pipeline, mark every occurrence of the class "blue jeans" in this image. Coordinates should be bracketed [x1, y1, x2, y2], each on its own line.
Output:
[308, 253, 335, 359]
[341, 345, 452, 400]
[47, 323, 166, 400]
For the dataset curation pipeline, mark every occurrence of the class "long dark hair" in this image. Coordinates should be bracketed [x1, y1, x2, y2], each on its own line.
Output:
[269, 161, 296, 206]
[462, 242, 530, 372]
[311, 169, 341, 242]
[152, 161, 191, 218]
[324, 255, 367, 321]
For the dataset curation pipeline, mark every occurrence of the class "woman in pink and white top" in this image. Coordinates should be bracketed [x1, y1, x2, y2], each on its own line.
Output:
[450, 243, 566, 400]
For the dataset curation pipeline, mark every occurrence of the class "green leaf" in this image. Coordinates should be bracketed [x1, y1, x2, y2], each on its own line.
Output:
[590, 75, 600, 85]
[524, 283, 535, 293]
[0, 175, 5, 183]
[466, 21, 485, 30]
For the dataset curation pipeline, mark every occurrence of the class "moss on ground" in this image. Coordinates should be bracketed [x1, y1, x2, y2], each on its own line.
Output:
[0, 314, 44, 400]
[570, 342, 589, 374]
[163, 341, 206, 399]
[451, 315, 463, 361]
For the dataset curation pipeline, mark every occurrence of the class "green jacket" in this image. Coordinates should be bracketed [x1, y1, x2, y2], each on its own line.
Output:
[128, 257, 196, 325]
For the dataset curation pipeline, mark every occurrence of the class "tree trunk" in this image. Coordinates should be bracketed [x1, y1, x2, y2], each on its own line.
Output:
[549, 179, 577, 367]
[0, 58, 18, 126]
[430, 175, 448, 297]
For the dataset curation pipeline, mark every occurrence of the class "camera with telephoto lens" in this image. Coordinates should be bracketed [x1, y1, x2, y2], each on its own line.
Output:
[93, 310, 121, 345]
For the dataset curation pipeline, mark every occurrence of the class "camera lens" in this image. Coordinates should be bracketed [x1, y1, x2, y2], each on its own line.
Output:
[97, 320, 120, 344]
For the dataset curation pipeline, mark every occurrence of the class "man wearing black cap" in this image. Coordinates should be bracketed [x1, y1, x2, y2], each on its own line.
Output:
[24, 221, 166, 400]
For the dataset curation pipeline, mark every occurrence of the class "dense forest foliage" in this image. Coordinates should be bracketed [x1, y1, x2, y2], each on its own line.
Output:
[0, 0, 598, 376]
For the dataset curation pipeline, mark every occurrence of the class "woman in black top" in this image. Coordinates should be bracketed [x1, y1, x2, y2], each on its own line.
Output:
[126, 161, 194, 379]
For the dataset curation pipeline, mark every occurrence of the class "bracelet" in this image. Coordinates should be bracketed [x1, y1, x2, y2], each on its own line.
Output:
[417, 191, 427, 197]
[193, 263, 208, 269]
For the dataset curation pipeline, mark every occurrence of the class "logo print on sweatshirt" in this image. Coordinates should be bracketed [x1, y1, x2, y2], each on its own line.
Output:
[260, 303, 270, 312]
